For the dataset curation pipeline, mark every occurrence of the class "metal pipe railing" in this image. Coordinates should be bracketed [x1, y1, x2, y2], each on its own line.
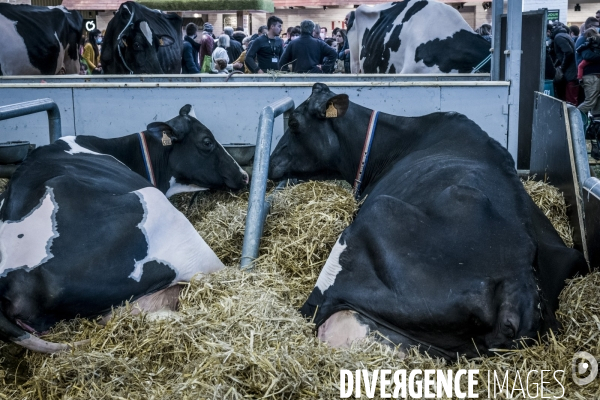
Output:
[240, 96, 295, 270]
[0, 98, 62, 143]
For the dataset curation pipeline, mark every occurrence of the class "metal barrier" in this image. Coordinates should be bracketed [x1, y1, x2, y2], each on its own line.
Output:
[240, 97, 295, 270]
[530, 92, 600, 269]
[0, 98, 62, 143]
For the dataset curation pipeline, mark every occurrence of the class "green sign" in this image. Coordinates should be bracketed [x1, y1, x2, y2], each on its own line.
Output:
[547, 9, 560, 23]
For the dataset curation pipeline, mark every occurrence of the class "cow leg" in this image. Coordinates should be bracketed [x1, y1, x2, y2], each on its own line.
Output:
[99, 285, 182, 324]
[317, 310, 370, 347]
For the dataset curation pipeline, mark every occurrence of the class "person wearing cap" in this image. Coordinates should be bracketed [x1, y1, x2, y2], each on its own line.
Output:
[197, 22, 215, 72]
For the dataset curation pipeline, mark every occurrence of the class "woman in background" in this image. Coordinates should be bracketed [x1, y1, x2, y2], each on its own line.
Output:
[336, 29, 350, 73]
[82, 29, 102, 74]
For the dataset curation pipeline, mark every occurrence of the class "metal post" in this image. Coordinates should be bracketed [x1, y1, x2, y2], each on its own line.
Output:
[505, 0, 522, 166]
[0, 98, 62, 143]
[491, 0, 503, 81]
[240, 97, 295, 270]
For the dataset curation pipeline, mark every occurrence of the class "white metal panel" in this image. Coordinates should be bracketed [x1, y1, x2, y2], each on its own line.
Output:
[0, 88, 75, 146]
[0, 84, 509, 150]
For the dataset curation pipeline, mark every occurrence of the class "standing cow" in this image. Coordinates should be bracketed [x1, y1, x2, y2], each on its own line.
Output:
[269, 83, 587, 359]
[101, 1, 182, 74]
[0, 4, 83, 75]
[0, 105, 248, 353]
[347, 0, 491, 74]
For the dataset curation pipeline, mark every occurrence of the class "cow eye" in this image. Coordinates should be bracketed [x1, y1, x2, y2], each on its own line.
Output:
[133, 42, 142, 50]
[202, 138, 212, 148]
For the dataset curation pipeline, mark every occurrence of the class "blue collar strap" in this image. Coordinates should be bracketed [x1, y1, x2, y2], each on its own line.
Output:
[353, 110, 379, 200]
[137, 132, 156, 187]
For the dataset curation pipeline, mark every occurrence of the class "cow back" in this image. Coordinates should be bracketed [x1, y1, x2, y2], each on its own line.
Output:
[348, 0, 490, 73]
[0, 4, 78, 75]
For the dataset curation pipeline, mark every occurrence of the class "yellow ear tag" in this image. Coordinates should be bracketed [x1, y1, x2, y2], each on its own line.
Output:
[161, 132, 172, 146]
[159, 38, 164, 46]
[326, 102, 338, 118]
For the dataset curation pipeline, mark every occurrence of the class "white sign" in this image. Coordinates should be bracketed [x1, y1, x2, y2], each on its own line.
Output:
[85, 20, 96, 31]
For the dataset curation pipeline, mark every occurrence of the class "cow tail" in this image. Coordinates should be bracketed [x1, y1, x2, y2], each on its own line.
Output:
[0, 311, 89, 354]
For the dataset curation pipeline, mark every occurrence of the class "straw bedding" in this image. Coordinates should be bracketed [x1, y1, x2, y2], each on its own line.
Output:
[0, 178, 598, 399]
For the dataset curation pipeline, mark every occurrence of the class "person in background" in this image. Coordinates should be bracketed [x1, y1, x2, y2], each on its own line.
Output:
[313, 23, 322, 40]
[224, 26, 243, 63]
[475, 23, 492, 43]
[550, 22, 578, 104]
[232, 27, 246, 44]
[211, 34, 233, 73]
[325, 38, 336, 50]
[232, 37, 252, 73]
[82, 29, 102, 74]
[570, 25, 580, 40]
[596, 9, 600, 21]
[258, 25, 268, 36]
[336, 28, 350, 73]
[575, 17, 599, 67]
[245, 16, 283, 73]
[332, 27, 341, 38]
[577, 28, 600, 115]
[320, 26, 328, 40]
[197, 23, 215, 72]
[284, 27, 301, 48]
[279, 19, 337, 73]
[182, 23, 200, 74]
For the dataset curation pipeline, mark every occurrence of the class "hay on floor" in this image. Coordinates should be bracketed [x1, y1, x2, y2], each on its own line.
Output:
[0, 179, 598, 399]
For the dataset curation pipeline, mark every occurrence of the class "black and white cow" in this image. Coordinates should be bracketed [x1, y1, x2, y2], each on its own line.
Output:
[347, 0, 491, 74]
[0, 4, 83, 75]
[0, 105, 248, 353]
[268, 83, 587, 359]
[101, 1, 182, 74]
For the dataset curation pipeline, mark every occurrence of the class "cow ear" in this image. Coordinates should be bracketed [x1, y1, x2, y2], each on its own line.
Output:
[146, 122, 176, 145]
[324, 94, 349, 118]
[179, 104, 197, 119]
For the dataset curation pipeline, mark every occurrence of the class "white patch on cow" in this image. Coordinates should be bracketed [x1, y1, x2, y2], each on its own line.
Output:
[129, 187, 224, 282]
[53, 32, 66, 74]
[140, 21, 153, 45]
[315, 236, 347, 294]
[188, 106, 197, 119]
[165, 176, 207, 198]
[0, 199, 4, 213]
[350, 1, 475, 73]
[59, 136, 105, 156]
[216, 141, 247, 178]
[0, 14, 42, 75]
[317, 310, 369, 348]
[0, 187, 59, 278]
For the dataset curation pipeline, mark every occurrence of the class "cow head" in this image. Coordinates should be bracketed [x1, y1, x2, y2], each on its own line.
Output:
[116, 17, 164, 74]
[146, 105, 248, 192]
[269, 83, 350, 181]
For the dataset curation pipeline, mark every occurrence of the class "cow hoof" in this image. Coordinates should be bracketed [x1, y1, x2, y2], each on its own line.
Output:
[317, 310, 369, 348]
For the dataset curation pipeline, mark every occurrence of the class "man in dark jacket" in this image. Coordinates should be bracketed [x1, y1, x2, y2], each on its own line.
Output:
[577, 30, 600, 115]
[551, 23, 578, 104]
[279, 20, 337, 73]
[224, 26, 244, 62]
[182, 23, 200, 74]
[245, 16, 283, 73]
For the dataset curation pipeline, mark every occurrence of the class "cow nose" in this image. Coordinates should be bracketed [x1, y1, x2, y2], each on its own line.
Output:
[242, 170, 249, 185]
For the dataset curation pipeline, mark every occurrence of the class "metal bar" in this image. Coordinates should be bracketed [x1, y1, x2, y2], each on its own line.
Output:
[505, 0, 522, 166]
[491, 0, 503, 81]
[240, 97, 295, 270]
[0, 98, 62, 143]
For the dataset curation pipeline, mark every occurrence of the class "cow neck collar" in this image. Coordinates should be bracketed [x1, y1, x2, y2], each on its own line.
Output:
[137, 132, 157, 187]
[352, 110, 379, 200]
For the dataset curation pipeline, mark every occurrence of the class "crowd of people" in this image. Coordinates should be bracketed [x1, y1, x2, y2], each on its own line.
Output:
[181, 14, 355, 75]
[546, 10, 600, 118]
